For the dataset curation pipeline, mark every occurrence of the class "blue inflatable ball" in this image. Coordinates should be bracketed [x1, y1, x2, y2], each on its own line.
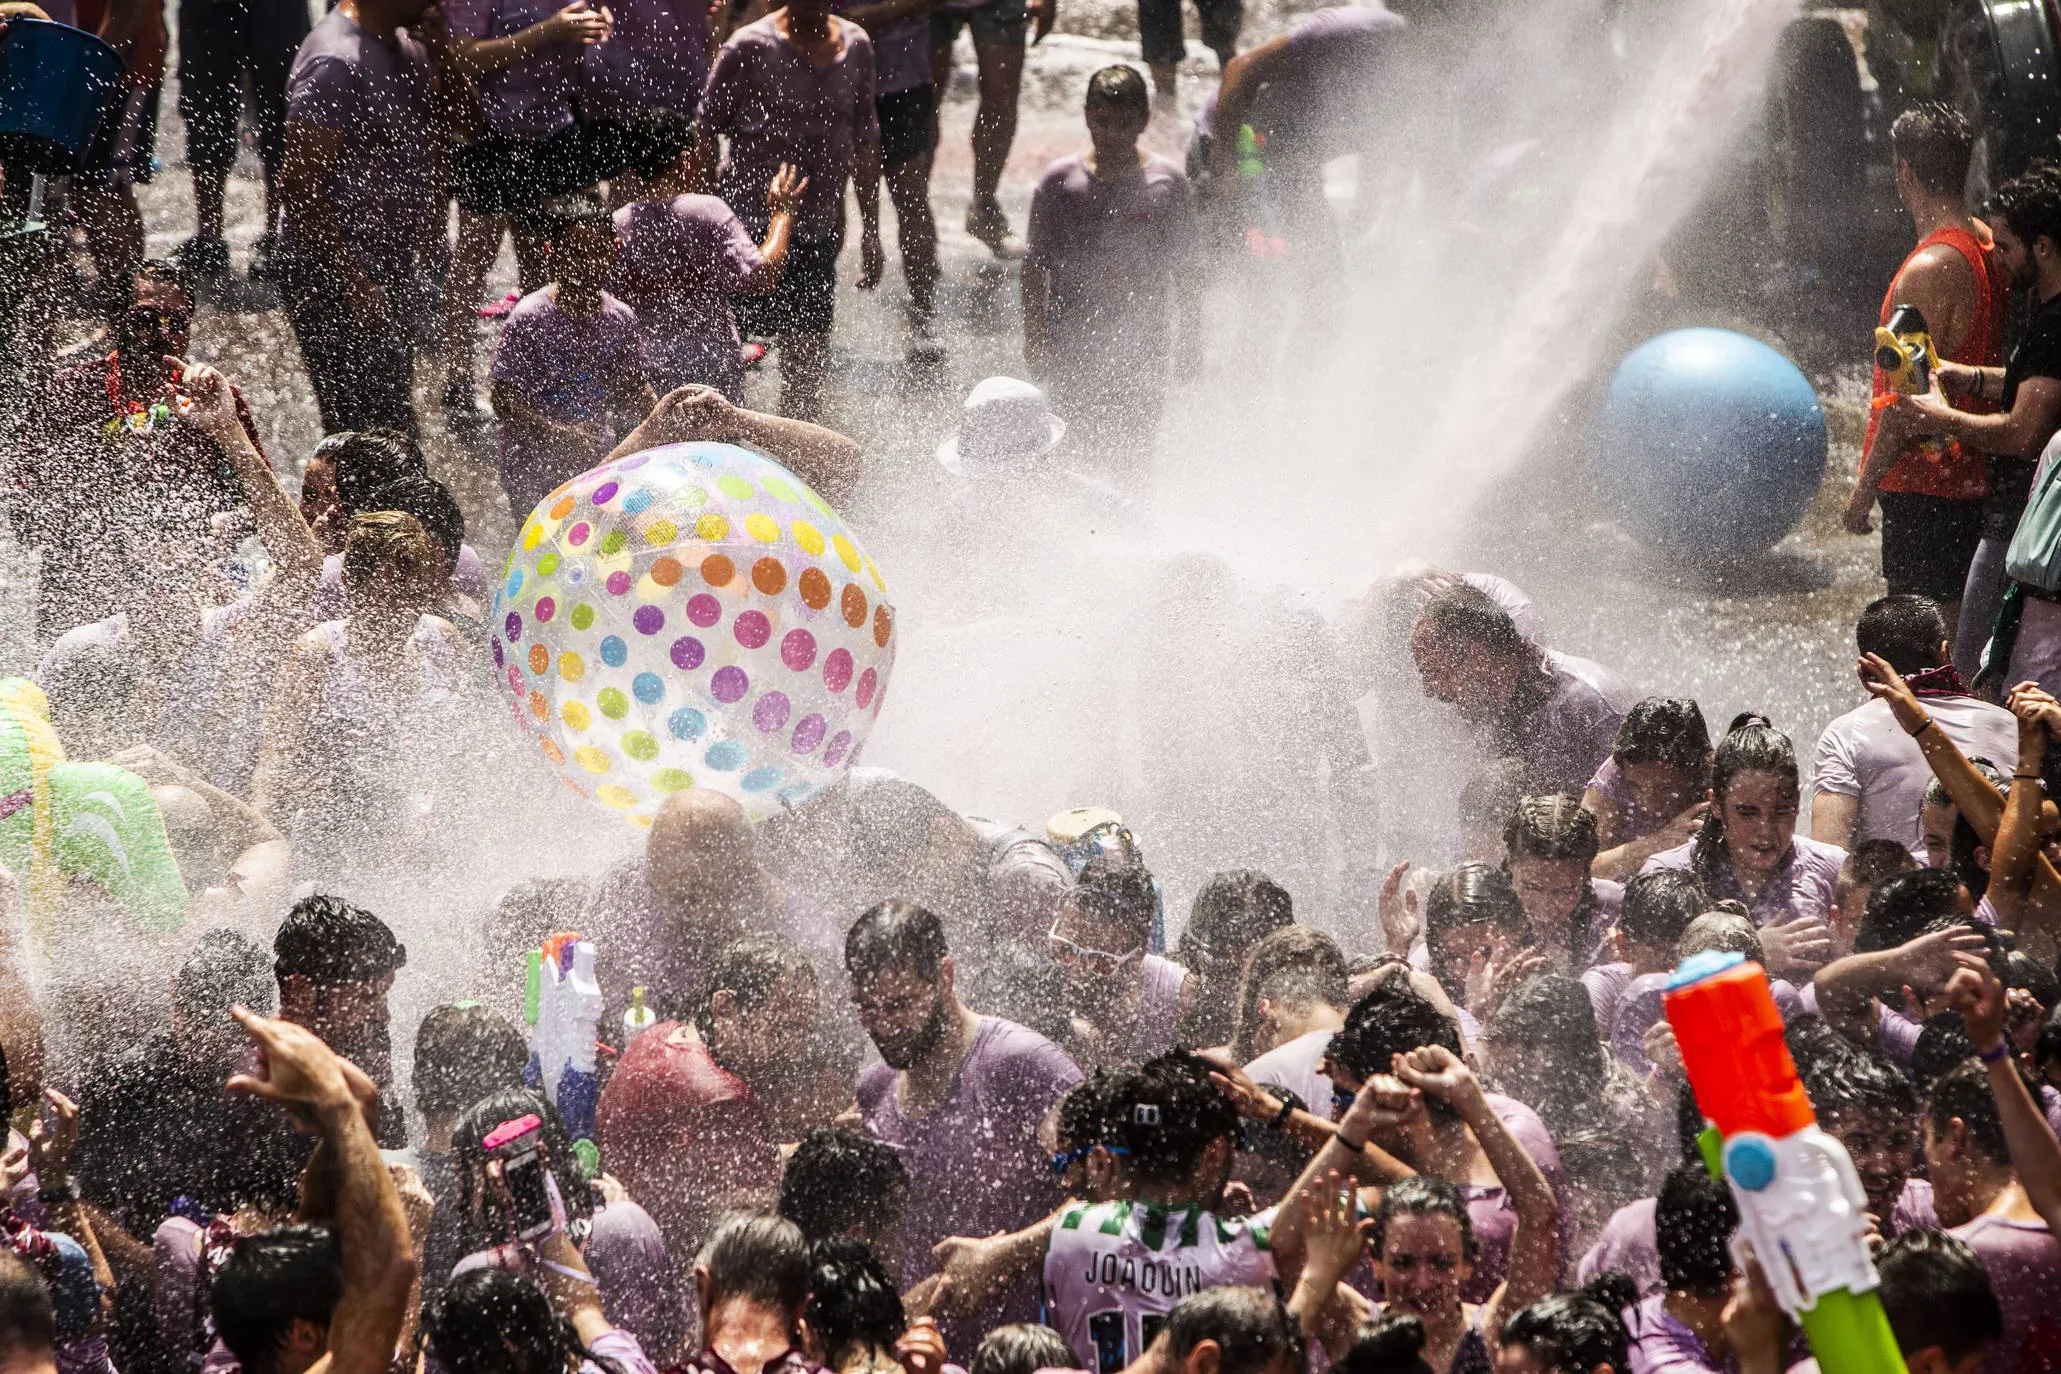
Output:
[1592, 328, 1827, 561]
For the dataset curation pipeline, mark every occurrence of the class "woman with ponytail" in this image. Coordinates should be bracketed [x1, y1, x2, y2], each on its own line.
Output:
[1641, 715, 1845, 978]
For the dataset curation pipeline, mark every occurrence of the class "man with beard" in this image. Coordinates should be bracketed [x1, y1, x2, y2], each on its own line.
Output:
[1895, 163, 2061, 679]
[271, 895, 410, 1148]
[847, 900, 1080, 1354]
[1048, 844, 1191, 1068]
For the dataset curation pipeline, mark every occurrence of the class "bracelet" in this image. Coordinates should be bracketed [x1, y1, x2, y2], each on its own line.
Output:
[538, 1258, 599, 1286]
[1333, 1132, 1367, 1155]
[1269, 1096, 1295, 1130]
[1910, 718, 1937, 738]
[2016, 773, 2043, 781]
[1979, 1040, 2012, 1065]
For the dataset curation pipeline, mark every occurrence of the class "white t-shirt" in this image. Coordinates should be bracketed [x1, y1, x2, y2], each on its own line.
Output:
[1242, 1028, 1335, 1118]
[1043, 1199, 1275, 1374]
[1810, 694, 2019, 855]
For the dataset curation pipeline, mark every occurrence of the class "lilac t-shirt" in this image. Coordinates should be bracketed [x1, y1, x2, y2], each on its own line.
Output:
[1811, 695, 2019, 856]
[588, 1200, 689, 1361]
[491, 287, 647, 497]
[702, 15, 880, 240]
[831, 1, 928, 94]
[1950, 1212, 2061, 1374]
[1457, 1093, 1569, 1304]
[856, 1017, 1082, 1353]
[282, 10, 438, 293]
[610, 194, 764, 397]
[443, 0, 579, 138]
[1496, 652, 1638, 797]
[581, 0, 712, 120]
[1268, 5, 1406, 167]
[1024, 152, 1196, 375]
[1642, 835, 1847, 929]
[1626, 1293, 1731, 1374]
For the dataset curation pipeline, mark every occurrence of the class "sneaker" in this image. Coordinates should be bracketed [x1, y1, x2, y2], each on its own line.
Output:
[740, 341, 769, 370]
[905, 305, 945, 364]
[248, 232, 280, 282]
[965, 196, 1026, 260]
[174, 234, 230, 277]
[441, 374, 490, 436]
[477, 289, 522, 319]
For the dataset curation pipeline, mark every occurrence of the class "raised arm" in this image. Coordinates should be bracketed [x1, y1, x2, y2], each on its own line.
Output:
[607, 386, 863, 508]
[171, 358, 324, 590]
[1987, 687, 2052, 928]
[1812, 924, 1991, 1050]
[1208, 34, 1292, 187]
[1948, 962, 2061, 1234]
[1265, 1071, 1417, 1287]
[912, 1210, 1062, 1324]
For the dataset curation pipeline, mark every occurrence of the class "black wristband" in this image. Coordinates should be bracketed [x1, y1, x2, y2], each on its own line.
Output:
[38, 1178, 77, 1204]
[1333, 1131, 1366, 1155]
[1911, 718, 1936, 738]
[1269, 1096, 1294, 1130]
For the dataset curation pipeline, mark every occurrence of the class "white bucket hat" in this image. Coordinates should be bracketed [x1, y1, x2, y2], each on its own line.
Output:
[936, 376, 1067, 476]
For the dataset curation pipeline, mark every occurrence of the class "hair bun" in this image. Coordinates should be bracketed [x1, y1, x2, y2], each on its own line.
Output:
[1727, 712, 1773, 733]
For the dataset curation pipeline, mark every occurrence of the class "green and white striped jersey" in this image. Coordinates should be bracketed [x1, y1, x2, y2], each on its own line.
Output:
[1042, 1199, 1277, 1374]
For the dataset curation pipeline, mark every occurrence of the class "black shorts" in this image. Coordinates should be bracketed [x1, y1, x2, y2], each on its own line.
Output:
[877, 85, 936, 171]
[177, 0, 308, 172]
[583, 119, 636, 182]
[736, 234, 840, 337]
[1880, 490, 1986, 602]
[450, 124, 593, 218]
[73, 83, 160, 188]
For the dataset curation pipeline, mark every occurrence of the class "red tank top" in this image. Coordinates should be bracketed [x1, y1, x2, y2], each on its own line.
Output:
[1866, 222, 2008, 500]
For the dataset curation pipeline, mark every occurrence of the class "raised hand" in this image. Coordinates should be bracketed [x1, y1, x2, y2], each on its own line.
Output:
[766, 163, 808, 219]
[1391, 1044, 1486, 1116]
[224, 1005, 359, 1120]
[1857, 652, 1928, 735]
[1377, 860, 1419, 955]
[1295, 1167, 1371, 1290]
[163, 355, 243, 445]
[1758, 912, 1836, 977]
[25, 1088, 79, 1187]
[544, 0, 611, 43]
[1198, 1049, 1284, 1122]
[1946, 960, 2008, 1051]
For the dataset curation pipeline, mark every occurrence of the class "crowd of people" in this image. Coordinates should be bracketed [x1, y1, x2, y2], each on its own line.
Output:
[13, 9, 2061, 1374]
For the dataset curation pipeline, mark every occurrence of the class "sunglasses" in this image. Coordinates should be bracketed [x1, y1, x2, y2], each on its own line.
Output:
[1049, 1144, 1130, 1176]
[123, 306, 192, 333]
[1048, 915, 1144, 971]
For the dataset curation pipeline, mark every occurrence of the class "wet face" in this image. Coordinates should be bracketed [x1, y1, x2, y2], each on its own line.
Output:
[1492, 1344, 1553, 1374]
[1084, 97, 1149, 149]
[1820, 1107, 1916, 1222]
[1410, 622, 1517, 724]
[1921, 801, 1957, 870]
[1375, 1211, 1471, 1322]
[1506, 855, 1587, 939]
[1619, 760, 1700, 824]
[553, 221, 618, 294]
[1427, 919, 1514, 1005]
[117, 278, 193, 372]
[1049, 897, 1145, 1011]
[1717, 770, 1798, 879]
[851, 963, 949, 1070]
[301, 456, 343, 548]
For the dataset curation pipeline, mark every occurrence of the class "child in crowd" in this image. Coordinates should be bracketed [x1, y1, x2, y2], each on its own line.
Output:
[610, 109, 806, 401]
[490, 196, 657, 514]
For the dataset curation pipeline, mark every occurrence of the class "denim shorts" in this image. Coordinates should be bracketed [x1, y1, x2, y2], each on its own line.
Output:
[931, 0, 1027, 49]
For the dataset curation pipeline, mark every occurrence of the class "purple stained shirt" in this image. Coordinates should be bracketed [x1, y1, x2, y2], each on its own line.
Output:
[831, 1, 928, 94]
[1457, 1093, 1569, 1304]
[1264, 5, 1406, 168]
[1024, 152, 1196, 377]
[1950, 1212, 2061, 1374]
[282, 10, 438, 293]
[857, 1017, 1082, 1356]
[1124, 954, 1189, 1063]
[1583, 961, 1635, 1040]
[610, 194, 764, 397]
[491, 286, 648, 500]
[588, 1200, 689, 1361]
[701, 15, 879, 240]
[1811, 694, 2020, 856]
[442, 0, 579, 138]
[1494, 652, 1638, 797]
[1626, 1293, 1732, 1374]
[580, 0, 713, 121]
[1641, 835, 1846, 929]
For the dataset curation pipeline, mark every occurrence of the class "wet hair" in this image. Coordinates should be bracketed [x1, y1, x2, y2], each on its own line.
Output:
[543, 191, 616, 242]
[807, 1238, 905, 1368]
[1074, 849, 1160, 947]
[696, 1213, 811, 1313]
[1803, 1048, 1916, 1123]
[451, 1088, 597, 1242]
[1417, 583, 1527, 658]
[1675, 911, 1764, 967]
[1497, 1294, 1628, 1374]
[1483, 974, 1607, 1134]
[176, 928, 277, 1023]
[693, 935, 817, 1044]
[1371, 1175, 1478, 1262]
[413, 1004, 528, 1116]
[1927, 1058, 2010, 1164]
[972, 1325, 1078, 1374]
[1655, 1165, 1738, 1296]
[624, 105, 697, 178]
[363, 474, 465, 573]
[1611, 697, 1713, 777]
[1785, 1015, 1855, 1081]
[1422, 862, 1527, 955]
[845, 899, 950, 984]
[1337, 1314, 1431, 1374]
[1327, 988, 1464, 1088]
[273, 894, 405, 986]
[778, 1128, 910, 1242]
[1988, 160, 2061, 253]
[1056, 1067, 1135, 1154]
[1162, 1285, 1306, 1374]
[320, 429, 430, 515]
[342, 510, 438, 598]
[1858, 595, 1949, 675]
[1617, 870, 1707, 950]
[1924, 755, 2008, 818]
[127, 256, 192, 310]
[1085, 64, 1150, 118]
[1182, 869, 1294, 974]
[2007, 950, 2060, 1013]
[0, 1249, 53, 1361]
[1877, 1228, 2003, 1362]
[1912, 1013, 1977, 1098]
[1555, 1129, 1649, 1221]
[1230, 926, 1349, 1061]
[1459, 757, 1532, 841]
[1839, 839, 1919, 901]
[1503, 794, 1600, 865]
[1857, 869, 1968, 953]
[1891, 103, 1975, 196]
[960, 940, 1072, 1047]
[1690, 718, 1798, 889]
[210, 1225, 344, 1374]
[1113, 1051, 1240, 1186]
[424, 1266, 625, 1374]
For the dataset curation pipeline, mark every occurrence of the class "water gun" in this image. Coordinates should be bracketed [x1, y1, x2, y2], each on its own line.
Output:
[1662, 952, 1907, 1374]
[1873, 303, 1944, 456]
[525, 932, 605, 1172]
[1234, 125, 1289, 260]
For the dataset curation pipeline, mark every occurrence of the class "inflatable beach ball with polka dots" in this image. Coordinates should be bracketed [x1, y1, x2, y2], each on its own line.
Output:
[490, 442, 895, 825]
